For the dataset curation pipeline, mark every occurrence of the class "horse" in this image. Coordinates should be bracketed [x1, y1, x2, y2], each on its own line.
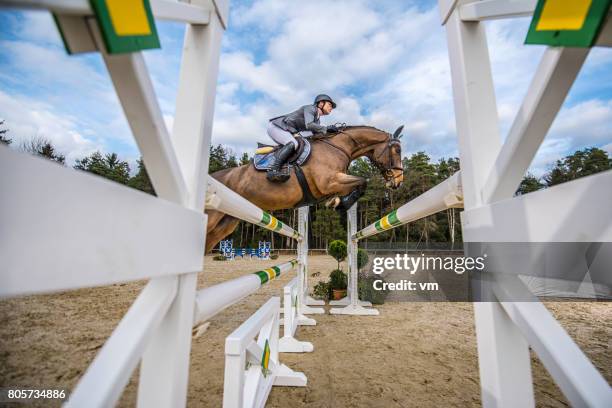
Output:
[205, 125, 404, 252]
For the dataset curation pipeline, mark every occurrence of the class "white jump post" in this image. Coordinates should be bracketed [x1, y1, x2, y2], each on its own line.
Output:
[297, 206, 325, 315]
[278, 277, 314, 352]
[329, 204, 378, 315]
[330, 176, 464, 315]
[440, 1, 612, 406]
[205, 177, 315, 351]
[223, 297, 307, 408]
[0, 1, 228, 407]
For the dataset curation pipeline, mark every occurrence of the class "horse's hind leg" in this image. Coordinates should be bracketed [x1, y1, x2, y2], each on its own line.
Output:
[205, 214, 241, 253]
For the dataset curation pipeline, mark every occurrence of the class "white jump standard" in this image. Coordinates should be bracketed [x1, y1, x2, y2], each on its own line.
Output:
[223, 297, 307, 408]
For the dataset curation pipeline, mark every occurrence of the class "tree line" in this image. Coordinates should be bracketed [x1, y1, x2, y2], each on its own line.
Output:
[2, 120, 610, 250]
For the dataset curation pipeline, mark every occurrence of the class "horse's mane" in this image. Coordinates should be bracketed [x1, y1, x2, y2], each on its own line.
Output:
[309, 125, 387, 142]
[341, 125, 385, 132]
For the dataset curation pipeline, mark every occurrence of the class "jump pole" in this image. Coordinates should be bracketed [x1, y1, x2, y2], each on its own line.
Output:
[330, 173, 463, 315]
[193, 260, 298, 325]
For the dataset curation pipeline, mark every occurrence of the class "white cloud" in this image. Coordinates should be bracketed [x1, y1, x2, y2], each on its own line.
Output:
[0, 90, 102, 164]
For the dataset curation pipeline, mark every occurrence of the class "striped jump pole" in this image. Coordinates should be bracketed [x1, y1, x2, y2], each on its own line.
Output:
[354, 172, 463, 241]
[206, 177, 301, 241]
[194, 260, 298, 325]
[330, 172, 463, 316]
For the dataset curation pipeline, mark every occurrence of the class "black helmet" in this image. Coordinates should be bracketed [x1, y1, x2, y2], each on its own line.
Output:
[314, 94, 337, 108]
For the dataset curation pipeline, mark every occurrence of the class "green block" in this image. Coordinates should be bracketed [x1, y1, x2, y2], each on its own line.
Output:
[90, 0, 161, 54]
[525, 0, 611, 47]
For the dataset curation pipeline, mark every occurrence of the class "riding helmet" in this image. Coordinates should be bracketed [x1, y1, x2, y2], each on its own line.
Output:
[314, 94, 337, 108]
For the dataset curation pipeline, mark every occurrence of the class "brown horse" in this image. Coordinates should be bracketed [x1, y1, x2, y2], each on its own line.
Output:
[205, 125, 404, 252]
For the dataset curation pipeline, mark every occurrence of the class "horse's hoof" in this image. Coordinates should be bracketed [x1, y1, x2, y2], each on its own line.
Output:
[325, 197, 340, 208]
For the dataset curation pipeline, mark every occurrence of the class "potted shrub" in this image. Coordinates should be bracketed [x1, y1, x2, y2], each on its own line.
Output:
[328, 240, 347, 270]
[329, 269, 348, 300]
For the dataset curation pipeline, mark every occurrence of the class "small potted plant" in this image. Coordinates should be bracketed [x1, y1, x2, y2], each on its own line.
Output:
[329, 268, 348, 300]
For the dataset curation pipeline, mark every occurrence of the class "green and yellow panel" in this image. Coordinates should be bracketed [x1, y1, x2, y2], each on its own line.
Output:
[56, 0, 161, 55]
[525, 0, 610, 47]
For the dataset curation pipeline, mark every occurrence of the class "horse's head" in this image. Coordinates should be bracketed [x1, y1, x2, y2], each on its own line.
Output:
[363, 125, 404, 189]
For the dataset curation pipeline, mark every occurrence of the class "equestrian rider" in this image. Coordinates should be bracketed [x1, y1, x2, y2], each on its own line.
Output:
[266, 94, 339, 182]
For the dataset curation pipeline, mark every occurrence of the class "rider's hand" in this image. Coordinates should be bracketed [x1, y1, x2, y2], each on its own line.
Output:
[326, 125, 339, 133]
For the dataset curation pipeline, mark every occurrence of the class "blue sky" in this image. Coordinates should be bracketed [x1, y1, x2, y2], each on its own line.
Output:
[1, 0, 611, 176]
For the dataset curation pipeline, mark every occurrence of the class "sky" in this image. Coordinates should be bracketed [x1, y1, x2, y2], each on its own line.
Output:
[1, 0, 611, 177]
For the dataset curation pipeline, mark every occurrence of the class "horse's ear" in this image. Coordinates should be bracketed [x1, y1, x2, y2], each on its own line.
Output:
[392, 125, 404, 139]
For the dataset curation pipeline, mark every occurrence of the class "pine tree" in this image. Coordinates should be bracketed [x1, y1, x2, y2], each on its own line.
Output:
[128, 158, 156, 195]
[0, 120, 11, 145]
[20, 137, 65, 164]
[74, 151, 130, 184]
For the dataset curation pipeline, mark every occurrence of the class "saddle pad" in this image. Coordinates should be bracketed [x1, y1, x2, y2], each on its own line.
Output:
[253, 138, 312, 171]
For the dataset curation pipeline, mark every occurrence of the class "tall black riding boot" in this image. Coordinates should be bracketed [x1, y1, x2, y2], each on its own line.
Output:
[267, 143, 295, 182]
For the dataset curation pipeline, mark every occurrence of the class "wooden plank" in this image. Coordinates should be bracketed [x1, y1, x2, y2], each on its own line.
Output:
[0, 147, 205, 297]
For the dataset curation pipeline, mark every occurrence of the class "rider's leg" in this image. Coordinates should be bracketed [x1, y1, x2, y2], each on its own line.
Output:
[266, 122, 299, 148]
[266, 123, 297, 182]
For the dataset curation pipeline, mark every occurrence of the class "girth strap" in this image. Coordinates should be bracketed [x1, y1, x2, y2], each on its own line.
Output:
[293, 165, 317, 207]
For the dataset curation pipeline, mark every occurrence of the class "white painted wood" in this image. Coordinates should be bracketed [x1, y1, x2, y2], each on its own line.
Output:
[279, 278, 314, 353]
[206, 177, 302, 241]
[494, 276, 612, 407]
[91, 22, 188, 205]
[224, 297, 306, 408]
[66, 277, 178, 407]
[209, 0, 230, 29]
[443, 3, 501, 209]
[0, 147, 204, 298]
[464, 170, 612, 242]
[0, 0, 213, 24]
[193, 260, 297, 325]
[330, 204, 379, 316]
[296, 207, 325, 315]
[54, 15, 96, 54]
[460, 0, 536, 21]
[483, 47, 589, 203]
[172, 12, 224, 209]
[137, 10, 226, 407]
[439, 0, 458, 25]
[151, 0, 211, 25]
[441, 3, 535, 406]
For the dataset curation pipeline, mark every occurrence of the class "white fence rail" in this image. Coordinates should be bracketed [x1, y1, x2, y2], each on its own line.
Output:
[223, 297, 306, 408]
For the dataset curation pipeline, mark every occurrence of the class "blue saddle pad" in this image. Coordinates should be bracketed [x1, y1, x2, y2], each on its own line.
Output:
[253, 138, 311, 171]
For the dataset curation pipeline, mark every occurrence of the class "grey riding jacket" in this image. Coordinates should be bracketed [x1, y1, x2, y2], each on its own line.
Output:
[269, 104, 327, 134]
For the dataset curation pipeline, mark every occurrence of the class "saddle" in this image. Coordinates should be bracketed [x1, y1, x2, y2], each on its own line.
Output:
[252, 136, 317, 207]
[253, 136, 312, 171]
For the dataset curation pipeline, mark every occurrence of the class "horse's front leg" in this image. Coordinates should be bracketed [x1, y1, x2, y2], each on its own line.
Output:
[323, 173, 367, 210]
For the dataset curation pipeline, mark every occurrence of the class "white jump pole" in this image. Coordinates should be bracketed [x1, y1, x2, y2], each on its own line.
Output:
[206, 177, 301, 241]
[297, 206, 325, 315]
[354, 172, 463, 241]
[330, 204, 379, 315]
[193, 260, 297, 326]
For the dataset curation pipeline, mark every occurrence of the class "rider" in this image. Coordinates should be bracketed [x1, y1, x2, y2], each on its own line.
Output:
[266, 94, 339, 182]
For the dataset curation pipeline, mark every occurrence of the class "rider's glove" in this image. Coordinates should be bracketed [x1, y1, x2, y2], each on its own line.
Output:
[326, 125, 339, 134]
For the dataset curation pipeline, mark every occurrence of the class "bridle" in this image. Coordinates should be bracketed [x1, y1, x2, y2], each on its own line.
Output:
[318, 125, 403, 182]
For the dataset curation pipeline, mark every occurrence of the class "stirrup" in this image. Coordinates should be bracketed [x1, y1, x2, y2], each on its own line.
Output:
[267, 168, 290, 182]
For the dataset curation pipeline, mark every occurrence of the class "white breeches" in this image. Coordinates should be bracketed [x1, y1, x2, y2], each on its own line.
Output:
[267, 122, 298, 148]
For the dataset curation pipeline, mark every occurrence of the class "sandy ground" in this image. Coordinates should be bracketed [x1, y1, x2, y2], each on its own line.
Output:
[0, 254, 610, 407]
